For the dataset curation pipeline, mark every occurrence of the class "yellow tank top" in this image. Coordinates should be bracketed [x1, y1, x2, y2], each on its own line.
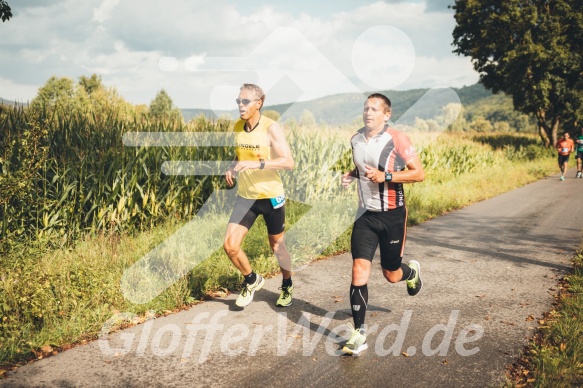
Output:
[234, 116, 284, 199]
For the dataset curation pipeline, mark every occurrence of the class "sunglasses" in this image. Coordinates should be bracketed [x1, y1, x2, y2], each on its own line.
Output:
[236, 98, 259, 105]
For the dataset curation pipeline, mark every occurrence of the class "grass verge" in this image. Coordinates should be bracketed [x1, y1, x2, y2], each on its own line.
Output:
[504, 248, 583, 387]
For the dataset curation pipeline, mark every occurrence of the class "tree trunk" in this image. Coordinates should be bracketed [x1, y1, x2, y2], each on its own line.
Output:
[535, 109, 552, 147]
[550, 116, 560, 147]
[538, 123, 550, 147]
[534, 112, 561, 147]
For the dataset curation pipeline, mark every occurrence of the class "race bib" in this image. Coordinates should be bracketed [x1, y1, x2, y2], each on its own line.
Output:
[562, 147, 569, 153]
[270, 195, 285, 209]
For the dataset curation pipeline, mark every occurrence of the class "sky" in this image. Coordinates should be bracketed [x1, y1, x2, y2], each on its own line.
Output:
[0, 0, 479, 110]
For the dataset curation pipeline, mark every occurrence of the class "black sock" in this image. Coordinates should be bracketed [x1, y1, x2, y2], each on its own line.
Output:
[244, 271, 257, 284]
[350, 284, 368, 330]
[282, 276, 292, 288]
[400, 263, 415, 281]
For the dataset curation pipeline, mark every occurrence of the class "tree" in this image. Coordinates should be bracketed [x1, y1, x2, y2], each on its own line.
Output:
[0, 0, 12, 22]
[30, 75, 143, 119]
[149, 89, 182, 122]
[30, 76, 76, 112]
[262, 110, 281, 122]
[78, 74, 103, 95]
[452, 0, 583, 146]
[469, 116, 493, 133]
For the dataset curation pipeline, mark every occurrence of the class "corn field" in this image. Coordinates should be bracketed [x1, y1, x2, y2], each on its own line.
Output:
[0, 107, 232, 250]
[0, 105, 549, 254]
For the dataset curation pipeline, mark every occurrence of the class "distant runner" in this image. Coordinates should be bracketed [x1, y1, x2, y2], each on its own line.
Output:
[575, 127, 583, 178]
[224, 84, 295, 308]
[341, 93, 424, 355]
[555, 131, 575, 181]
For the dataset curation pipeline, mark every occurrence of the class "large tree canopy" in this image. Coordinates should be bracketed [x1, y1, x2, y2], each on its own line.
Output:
[452, 0, 583, 146]
[1, 0, 12, 22]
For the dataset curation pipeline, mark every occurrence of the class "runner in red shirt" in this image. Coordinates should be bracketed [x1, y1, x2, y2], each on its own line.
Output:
[555, 132, 575, 181]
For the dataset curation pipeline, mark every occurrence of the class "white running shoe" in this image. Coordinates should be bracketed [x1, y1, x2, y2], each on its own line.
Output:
[235, 275, 265, 307]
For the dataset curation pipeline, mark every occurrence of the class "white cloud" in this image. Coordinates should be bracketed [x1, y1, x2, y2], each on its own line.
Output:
[0, 0, 479, 108]
[408, 55, 478, 89]
[93, 0, 120, 24]
[0, 77, 39, 103]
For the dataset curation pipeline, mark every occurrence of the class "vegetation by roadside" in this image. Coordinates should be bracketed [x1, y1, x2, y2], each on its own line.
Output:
[0, 128, 557, 372]
[504, 248, 583, 387]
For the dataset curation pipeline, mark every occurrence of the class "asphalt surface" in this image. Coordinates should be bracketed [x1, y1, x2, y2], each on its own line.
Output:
[2, 173, 582, 388]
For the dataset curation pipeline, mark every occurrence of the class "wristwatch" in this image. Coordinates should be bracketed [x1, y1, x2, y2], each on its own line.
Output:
[259, 159, 265, 169]
[385, 171, 392, 182]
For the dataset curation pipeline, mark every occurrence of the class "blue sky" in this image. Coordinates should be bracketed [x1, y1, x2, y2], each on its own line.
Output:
[0, 0, 478, 109]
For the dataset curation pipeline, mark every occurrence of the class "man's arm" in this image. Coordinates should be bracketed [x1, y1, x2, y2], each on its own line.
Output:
[342, 168, 357, 188]
[225, 156, 238, 186]
[395, 156, 425, 183]
[364, 156, 425, 184]
[265, 122, 294, 170]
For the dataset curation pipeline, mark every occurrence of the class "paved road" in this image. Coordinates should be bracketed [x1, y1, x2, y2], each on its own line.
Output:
[3, 173, 583, 388]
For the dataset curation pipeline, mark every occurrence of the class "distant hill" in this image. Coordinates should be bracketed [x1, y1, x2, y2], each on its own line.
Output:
[181, 83, 497, 125]
[1, 98, 17, 106]
[0, 98, 28, 107]
[2, 83, 527, 130]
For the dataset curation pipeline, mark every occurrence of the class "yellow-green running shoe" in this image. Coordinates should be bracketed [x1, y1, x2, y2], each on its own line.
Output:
[276, 285, 293, 307]
[235, 275, 265, 307]
[406, 260, 422, 296]
[342, 325, 367, 355]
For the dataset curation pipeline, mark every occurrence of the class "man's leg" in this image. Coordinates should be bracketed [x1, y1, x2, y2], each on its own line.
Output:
[269, 232, 292, 277]
[351, 259, 371, 328]
[269, 232, 294, 307]
[224, 223, 252, 274]
[378, 206, 422, 295]
[224, 223, 265, 307]
[577, 157, 582, 177]
[342, 258, 371, 355]
[382, 263, 422, 296]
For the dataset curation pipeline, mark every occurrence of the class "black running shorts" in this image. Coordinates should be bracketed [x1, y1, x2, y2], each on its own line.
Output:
[558, 153, 570, 166]
[351, 206, 407, 271]
[228, 196, 285, 235]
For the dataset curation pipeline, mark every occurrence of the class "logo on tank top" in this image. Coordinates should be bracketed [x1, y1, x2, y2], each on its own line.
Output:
[237, 143, 260, 150]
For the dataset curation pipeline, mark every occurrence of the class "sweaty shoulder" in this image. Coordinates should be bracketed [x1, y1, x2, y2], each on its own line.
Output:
[387, 128, 417, 161]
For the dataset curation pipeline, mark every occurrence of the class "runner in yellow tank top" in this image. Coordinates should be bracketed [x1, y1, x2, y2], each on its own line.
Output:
[224, 84, 295, 308]
[233, 115, 284, 199]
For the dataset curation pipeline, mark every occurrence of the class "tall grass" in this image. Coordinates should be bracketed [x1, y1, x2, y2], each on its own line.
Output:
[0, 106, 557, 368]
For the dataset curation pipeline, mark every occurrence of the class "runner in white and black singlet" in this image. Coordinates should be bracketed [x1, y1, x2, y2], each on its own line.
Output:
[340, 93, 425, 355]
